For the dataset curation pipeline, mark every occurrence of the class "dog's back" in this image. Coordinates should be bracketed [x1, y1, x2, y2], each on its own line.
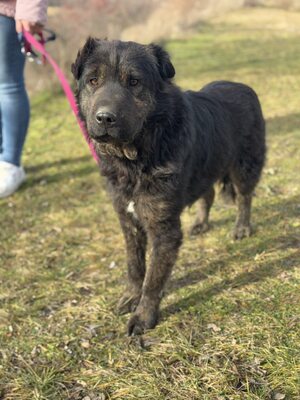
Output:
[183, 81, 266, 204]
[189, 80, 265, 154]
[200, 80, 265, 144]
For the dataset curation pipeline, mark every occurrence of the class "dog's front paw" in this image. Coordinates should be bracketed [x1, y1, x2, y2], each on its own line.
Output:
[232, 224, 252, 240]
[117, 291, 141, 315]
[127, 306, 159, 336]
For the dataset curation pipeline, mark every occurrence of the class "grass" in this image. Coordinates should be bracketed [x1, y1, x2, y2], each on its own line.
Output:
[0, 7, 300, 400]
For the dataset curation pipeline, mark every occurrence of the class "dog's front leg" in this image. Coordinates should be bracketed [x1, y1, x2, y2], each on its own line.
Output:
[128, 218, 182, 335]
[117, 211, 147, 315]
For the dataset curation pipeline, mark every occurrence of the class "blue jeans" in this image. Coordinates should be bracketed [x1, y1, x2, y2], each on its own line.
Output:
[0, 15, 30, 166]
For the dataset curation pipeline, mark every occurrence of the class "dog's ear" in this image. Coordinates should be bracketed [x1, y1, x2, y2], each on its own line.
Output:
[71, 37, 98, 80]
[147, 44, 175, 80]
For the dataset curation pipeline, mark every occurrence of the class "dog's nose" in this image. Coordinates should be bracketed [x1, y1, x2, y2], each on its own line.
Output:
[95, 110, 117, 126]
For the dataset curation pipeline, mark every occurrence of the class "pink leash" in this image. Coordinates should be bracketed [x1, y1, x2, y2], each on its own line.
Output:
[23, 31, 99, 164]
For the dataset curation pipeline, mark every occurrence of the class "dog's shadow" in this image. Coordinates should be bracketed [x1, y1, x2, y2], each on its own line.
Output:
[163, 194, 299, 317]
[266, 112, 300, 137]
[23, 155, 97, 187]
[26, 155, 91, 173]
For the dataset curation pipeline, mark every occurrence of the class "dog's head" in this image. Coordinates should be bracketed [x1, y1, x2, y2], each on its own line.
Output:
[72, 38, 175, 146]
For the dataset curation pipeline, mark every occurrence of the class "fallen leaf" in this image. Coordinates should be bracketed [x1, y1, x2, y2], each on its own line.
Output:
[207, 323, 221, 332]
[109, 261, 116, 269]
[81, 340, 90, 349]
[274, 393, 286, 400]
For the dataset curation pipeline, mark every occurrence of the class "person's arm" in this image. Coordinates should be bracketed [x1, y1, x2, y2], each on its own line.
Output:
[15, 0, 49, 34]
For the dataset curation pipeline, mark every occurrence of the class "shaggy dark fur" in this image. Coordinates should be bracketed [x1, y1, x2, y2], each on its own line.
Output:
[72, 38, 266, 335]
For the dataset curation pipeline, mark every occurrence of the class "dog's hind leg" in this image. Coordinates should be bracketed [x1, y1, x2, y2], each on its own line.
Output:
[190, 187, 215, 236]
[117, 213, 147, 315]
[230, 151, 263, 240]
[232, 188, 252, 240]
[230, 167, 254, 240]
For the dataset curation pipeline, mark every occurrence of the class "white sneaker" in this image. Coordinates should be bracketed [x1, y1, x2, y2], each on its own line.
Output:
[0, 161, 26, 198]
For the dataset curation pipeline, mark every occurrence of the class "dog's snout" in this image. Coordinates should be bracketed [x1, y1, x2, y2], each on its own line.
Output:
[96, 110, 117, 127]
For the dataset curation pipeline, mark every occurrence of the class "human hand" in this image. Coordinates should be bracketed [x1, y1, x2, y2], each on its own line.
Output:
[15, 20, 43, 34]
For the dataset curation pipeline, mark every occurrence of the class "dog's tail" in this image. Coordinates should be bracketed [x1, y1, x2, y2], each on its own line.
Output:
[219, 175, 236, 204]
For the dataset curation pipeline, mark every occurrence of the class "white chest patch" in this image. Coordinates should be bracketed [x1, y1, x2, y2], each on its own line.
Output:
[127, 201, 138, 220]
[127, 201, 136, 214]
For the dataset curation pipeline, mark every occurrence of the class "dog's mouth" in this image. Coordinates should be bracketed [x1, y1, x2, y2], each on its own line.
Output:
[90, 133, 110, 143]
[90, 125, 133, 143]
[91, 133, 132, 147]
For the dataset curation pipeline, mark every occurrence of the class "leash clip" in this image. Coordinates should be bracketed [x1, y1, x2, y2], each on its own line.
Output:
[18, 29, 56, 65]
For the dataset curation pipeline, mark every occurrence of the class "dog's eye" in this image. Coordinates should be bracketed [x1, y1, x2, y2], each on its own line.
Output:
[129, 78, 139, 87]
[89, 77, 99, 86]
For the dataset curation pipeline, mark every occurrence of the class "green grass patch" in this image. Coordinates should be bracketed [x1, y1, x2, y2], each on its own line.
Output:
[0, 8, 299, 400]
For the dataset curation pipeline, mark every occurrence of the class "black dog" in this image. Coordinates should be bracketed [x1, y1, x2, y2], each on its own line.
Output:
[72, 38, 266, 335]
